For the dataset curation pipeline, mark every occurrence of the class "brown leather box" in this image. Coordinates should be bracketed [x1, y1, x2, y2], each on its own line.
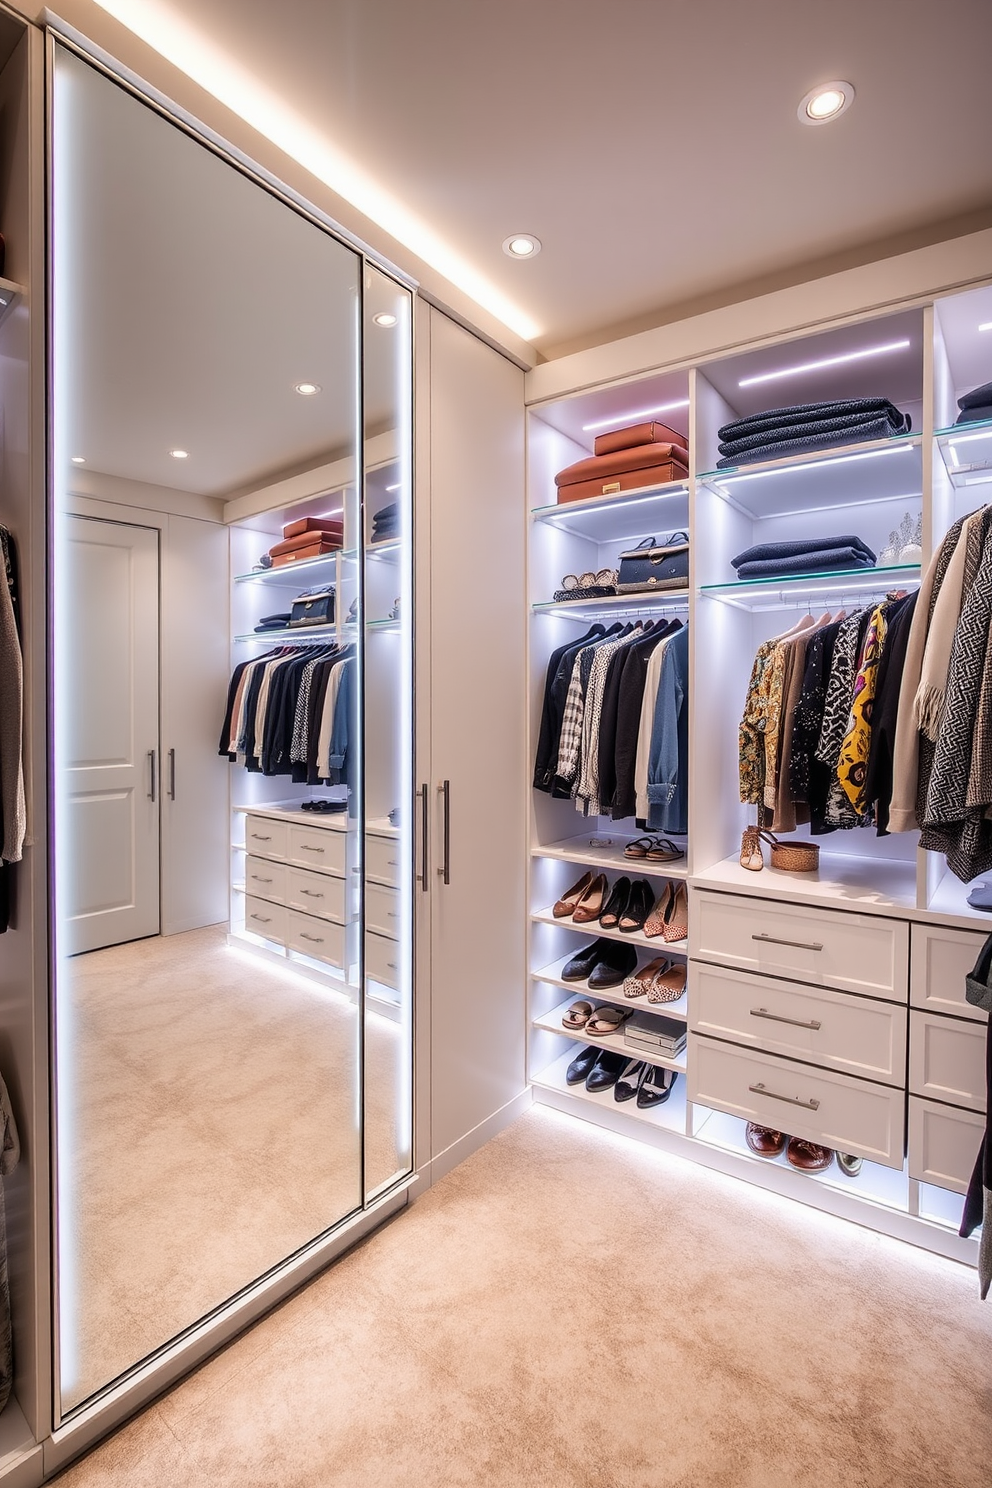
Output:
[271, 540, 339, 567]
[283, 516, 343, 540]
[270, 527, 343, 558]
[593, 421, 687, 457]
[556, 442, 688, 504]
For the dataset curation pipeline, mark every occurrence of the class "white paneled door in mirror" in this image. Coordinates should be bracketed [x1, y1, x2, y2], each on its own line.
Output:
[50, 43, 370, 1416]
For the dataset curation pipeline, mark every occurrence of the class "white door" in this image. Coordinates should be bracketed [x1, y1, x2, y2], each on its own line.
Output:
[60, 515, 161, 954]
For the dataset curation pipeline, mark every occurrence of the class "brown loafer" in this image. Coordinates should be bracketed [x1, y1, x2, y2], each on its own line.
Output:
[786, 1137, 834, 1172]
[745, 1123, 786, 1157]
[572, 873, 608, 923]
[553, 870, 592, 918]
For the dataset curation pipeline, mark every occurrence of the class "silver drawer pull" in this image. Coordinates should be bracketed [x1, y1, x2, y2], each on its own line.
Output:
[251, 833, 272, 842]
[254, 876, 273, 884]
[300, 932, 323, 944]
[750, 1007, 822, 1032]
[387, 962, 397, 970]
[300, 844, 325, 854]
[749, 1081, 820, 1112]
[300, 889, 322, 898]
[387, 859, 399, 867]
[250, 913, 272, 924]
[752, 933, 823, 952]
[387, 911, 398, 918]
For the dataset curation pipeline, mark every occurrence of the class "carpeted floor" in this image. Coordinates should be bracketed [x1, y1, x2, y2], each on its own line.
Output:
[55, 1106, 992, 1487]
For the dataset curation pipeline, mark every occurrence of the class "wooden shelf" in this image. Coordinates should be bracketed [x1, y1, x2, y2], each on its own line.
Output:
[533, 998, 686, 1073]
[531, 905, 688, 953]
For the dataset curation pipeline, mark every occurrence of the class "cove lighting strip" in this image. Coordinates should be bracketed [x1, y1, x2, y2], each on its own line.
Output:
[738, 339, 911, 387]
[709, 442, 916, 486]
[581, 398, 689, 432]
[89, 1, 541, 342]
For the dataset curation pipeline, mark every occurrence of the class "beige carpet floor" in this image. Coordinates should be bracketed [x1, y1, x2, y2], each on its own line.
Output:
[60, 926, 406, 1410]
[54, 1106, 992, 1487]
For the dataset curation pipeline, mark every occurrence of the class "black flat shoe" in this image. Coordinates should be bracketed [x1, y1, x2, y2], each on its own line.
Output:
[619, 879, 652, 934]
[637, 1066, 678, 1108]
[561, 939, 610, 982]
[565, 1045, 599, 1085]
[585, 1049, 628, 1093]
[599, 876, 631, 930]
[614, 1059, 646, 1103]
[587, 940, 638, 989]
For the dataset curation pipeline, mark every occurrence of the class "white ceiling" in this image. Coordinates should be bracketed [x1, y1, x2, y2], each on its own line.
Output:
[100, 0, 992, 357]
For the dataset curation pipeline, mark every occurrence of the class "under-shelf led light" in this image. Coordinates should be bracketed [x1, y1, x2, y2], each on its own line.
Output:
[738, 340, 910, 388]
[979, 322, 992, 332]
[385, 483, 401, 492]
[947, 428, 992, 448]
[710, 442, 915, 486]
[581, 398, 689, 432]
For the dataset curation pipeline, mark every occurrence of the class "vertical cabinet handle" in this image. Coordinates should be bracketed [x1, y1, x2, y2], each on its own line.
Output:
[437, 779, 450, 885]
[168, 748, 176, 800]
[147, 749, 156, 802]
[417, 783, 429, 891]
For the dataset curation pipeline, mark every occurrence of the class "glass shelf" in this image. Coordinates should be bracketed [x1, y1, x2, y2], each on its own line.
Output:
[698, 433, 923, 520]
[935, 418, 992, 488]
[533, 588, 689, 621]
[233, 550, 355, 585]
[699, 563, 920, 611]
[531, 479, 689, 543]
[234, 623, 339, 643]
[366, 536, 402, 560]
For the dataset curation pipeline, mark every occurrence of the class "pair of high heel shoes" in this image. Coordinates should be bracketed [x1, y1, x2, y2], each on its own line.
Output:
[554, 871, 687, 943]
[565, 1045, 678, 1107]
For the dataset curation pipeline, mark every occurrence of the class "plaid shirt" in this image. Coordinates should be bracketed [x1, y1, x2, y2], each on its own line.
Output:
[555, 640, 602, 786]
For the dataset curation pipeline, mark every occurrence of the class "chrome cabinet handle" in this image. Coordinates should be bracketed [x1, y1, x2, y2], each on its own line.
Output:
[251, 833, 272, 842]
[301, 844, 325, 854]
[250, 912, 272, 924]
[388, 859, 399, 867]
[300, 932, 323, 944]
[300, 889, 322, 898]
[752, 932, 823, 952]
[748, 1081, 820, 1112]
[168, 747, 176, 800]
[437, 779, 450, 885]
[254, 876, 273, 884]
[750, 1007, 822, 1031]
[417, 784, 429, 891]
[147, 749, 156, 801]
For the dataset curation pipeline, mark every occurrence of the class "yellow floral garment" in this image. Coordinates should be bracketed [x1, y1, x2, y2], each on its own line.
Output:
[836, 603, 888, 813]
[739, 639, 776, 805]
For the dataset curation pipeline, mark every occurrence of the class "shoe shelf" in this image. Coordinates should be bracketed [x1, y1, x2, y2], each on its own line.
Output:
[532, 1049, 688, 1136]
[697, 433, 923, 520]
[698, 564, 920, 612]
[934, 418, 992, 489]
[533, 590, 689, 622]
[691, 855, 917, 916]
[531, 479, 689, 543]
[532, 955, 687, 1021]
[531, 905, 688, 953]
[532, 834, 688, 879]
[533, 999, 687, 1074]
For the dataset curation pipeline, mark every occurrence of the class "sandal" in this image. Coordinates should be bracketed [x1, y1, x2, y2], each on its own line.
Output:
[662, 882, 688, 944]
[585, 1005, 632, 1037]
[740, 826, 763, 871]
[646, 837, 685, 863]
[644, 883, 674, 938]
[562, 1000, 594, 1031]
[553, 870, 593, 919]
[647, 962, 687, 1003]
[623, 836, 655, 860]
[622, 956, 668, 999]
[618, 879, 652, 933]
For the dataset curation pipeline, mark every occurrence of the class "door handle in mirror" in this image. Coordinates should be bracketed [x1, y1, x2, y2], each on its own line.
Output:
[417, 784, 428, 891]
[168, 747, 176, 800]
[147, 749, 156, 802]
[437, 780, 450, 885]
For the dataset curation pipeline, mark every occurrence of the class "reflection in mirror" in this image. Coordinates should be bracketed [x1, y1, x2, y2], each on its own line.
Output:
[52, 45, 368, 1413]
[362, 268, 414, 1198]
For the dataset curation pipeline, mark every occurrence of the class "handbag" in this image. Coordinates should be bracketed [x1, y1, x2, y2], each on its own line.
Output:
[289, 587, 335, 628]
[617, 533, 689, 593]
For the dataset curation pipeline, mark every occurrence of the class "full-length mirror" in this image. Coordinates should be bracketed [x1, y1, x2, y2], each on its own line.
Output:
[50, 44, 402, 1414]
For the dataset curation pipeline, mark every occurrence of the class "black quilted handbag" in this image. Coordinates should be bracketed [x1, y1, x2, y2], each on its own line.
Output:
[617, 533, 689, 593]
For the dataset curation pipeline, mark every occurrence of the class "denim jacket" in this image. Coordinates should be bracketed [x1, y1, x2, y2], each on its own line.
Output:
[646, 625, 688, 835]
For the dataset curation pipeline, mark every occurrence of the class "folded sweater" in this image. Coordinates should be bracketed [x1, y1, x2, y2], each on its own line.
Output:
[732, 535, 876, 569]
[958, 381, 992, 411]
[716, 416, 906, 468]
[735, 549, 875, 580]
[719, 408, 910, 459]
[718, 398, 908, 442]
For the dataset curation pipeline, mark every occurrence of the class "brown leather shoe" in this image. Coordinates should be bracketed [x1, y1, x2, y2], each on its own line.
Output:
[745, 1123, 786, 1157]
[786, 1137, 834, 1172]
[553, 870, 592, 918]
[572, 873, 608, 923]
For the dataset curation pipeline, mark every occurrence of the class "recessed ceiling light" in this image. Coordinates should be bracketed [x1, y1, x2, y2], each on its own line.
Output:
[980, 322, 992, 332]
[798, 81, 855, 126]
[738, 339, 910, 388]
[502, 234, 541, 259]
[169, 449, 189, 460]
[582, 398, 689, 433]
[372, 313, 397, 328]
[71, 456, 85, 465]
[294, 382, 321, 396]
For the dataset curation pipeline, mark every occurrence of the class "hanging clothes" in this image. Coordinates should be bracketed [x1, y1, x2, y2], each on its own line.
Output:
[219, 643, 355, 786]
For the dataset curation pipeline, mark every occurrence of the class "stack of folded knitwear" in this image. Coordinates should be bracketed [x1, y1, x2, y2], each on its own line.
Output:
[716, 398, 911, 468]
[268, 516, 344, 568]
[955, 380, 992, 425]
[555, 420, 689, 505]
[371, 502, 398, 544]
[731, 534, 877, 580]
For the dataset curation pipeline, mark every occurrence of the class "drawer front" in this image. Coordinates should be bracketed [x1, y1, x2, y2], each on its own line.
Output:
[286, 909, 345, 969]
[909, 1096, 984, 1194]
[245, 814, 289, 861]
[909, 1011, 987, 1113]
[285, 866, 346, 923]
[366, 880, 400, 940]
[244, 895, 287, 944]
[693, 890, 908, 1003]
[366, 833, 401, 886]
[287, 823, 347, 876]
[367, 930, 401, 990]
[245, 855, 288, 905]
[688, 1034, 906, 1168]
[910, 923, 989, 1023]
[689, 962, 907, 1086]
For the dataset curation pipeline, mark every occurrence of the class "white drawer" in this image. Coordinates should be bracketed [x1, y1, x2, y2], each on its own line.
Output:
[366, 833, 401, 886]
[909, 1011, 987, 1113]
[245, 855, 288, 905]
[689, 962, 907, 1086]
[688, 1034, 906, 1168]
[244, 895, 287, 944]
[287, 822, 347, 875]
[693, 890, 908, 1003]
[285, 866, 346, 923]
[910, 923, 989, 1023]
[909, 1096, 984, 1194]
[245, 814, 289, 861]
[367, 930, 401, 990]
[366, 880, 400, 939]
[286, 909, 345, 968]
